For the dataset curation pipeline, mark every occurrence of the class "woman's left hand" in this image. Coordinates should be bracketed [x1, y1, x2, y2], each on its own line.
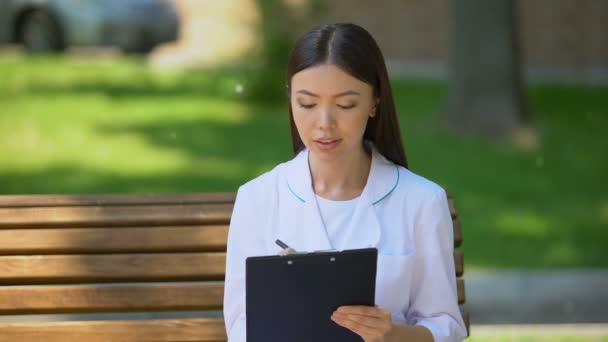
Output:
[331, 305, 393, 342]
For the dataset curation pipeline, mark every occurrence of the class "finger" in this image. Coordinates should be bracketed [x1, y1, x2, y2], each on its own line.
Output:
[337, 306, 377, 316]
[337, 306, 391, 319]
[332, 313, 383, 328]
[332, 311, 388, 330]
[278, 247, 297, 256]
[331, 314, 385, 340]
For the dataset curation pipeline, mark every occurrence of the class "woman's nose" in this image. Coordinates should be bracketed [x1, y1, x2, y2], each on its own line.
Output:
[318, 106, 336, 130]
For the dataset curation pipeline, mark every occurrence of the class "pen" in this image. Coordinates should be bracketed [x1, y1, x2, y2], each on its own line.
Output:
[275, 239, 289, 249]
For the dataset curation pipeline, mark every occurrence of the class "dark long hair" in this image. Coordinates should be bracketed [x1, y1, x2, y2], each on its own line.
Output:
[286, 23, 408, 169]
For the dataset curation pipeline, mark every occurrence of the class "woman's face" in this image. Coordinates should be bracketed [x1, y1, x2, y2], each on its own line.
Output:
[290, 64, 377, 162]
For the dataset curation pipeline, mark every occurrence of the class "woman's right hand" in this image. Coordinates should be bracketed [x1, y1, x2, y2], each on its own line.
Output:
[278, 247, 298, 256]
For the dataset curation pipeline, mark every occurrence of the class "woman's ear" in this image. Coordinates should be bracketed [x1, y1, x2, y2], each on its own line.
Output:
[370, 98, 380, 117]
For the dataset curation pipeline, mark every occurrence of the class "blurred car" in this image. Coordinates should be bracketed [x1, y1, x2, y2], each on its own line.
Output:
[0, 0, 179, 53]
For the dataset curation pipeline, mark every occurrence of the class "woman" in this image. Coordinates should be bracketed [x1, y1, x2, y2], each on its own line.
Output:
[223, 23, 466, 342]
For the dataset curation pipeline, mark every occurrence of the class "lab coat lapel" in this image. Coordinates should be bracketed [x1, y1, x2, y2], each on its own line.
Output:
[278, 147, 399, 251]
[341, 148, 399, 249]
[278, 149, 332, 252]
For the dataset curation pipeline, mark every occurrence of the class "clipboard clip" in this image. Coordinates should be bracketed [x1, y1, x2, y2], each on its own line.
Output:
[276, 239, 338, 256]
[311, 249, 338, 254]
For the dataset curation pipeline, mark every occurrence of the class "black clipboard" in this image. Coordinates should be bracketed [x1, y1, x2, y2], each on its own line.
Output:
[246, 248, 377, 342]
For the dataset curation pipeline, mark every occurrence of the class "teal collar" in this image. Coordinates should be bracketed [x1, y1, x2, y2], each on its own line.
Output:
[285, 146, 400, 206]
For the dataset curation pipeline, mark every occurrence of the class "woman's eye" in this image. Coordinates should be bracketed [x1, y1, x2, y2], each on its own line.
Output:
[337, 104, 355, 110]
[299, 103, 316, 109]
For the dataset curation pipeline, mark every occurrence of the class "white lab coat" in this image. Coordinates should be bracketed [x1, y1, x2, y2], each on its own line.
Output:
[223, 147, 467, 342]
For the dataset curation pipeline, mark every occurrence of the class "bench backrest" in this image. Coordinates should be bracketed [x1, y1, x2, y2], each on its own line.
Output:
[0, 192, 467, 341]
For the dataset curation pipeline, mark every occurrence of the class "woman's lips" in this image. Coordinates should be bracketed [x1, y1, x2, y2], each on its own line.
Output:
[314, 139, 341, 151]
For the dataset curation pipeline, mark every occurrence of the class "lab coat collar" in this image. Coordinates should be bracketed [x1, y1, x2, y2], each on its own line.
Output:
[285, 146, 400, 207]
[279, 145, 399, 251]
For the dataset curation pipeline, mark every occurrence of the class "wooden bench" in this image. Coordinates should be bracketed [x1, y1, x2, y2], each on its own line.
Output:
[0, 192, 468, 341]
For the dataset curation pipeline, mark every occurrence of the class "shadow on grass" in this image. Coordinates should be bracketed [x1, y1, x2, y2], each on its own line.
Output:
[0, 104, 294, 194]
[3, 66, 287, 104]
[97, 112, 291, 169]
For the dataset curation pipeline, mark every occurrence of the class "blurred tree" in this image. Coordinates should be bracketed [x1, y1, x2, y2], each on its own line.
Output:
[446, 0, 529, 138]
[248, 0, 324, 103]
[247, 0, 294, 102]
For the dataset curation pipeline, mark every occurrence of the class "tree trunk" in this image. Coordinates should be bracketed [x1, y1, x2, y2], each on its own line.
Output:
[446, 0, 528, 137]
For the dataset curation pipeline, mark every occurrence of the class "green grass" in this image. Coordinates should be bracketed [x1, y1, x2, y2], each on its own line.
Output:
[467, 337, 608, 342]
[0, 55, 606, 269]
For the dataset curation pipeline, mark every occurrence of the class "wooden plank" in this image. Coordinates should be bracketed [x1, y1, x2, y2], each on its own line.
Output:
[453, 219, 463, 248]
[0, 204, 233, 228]
[0, 318, 227, 342]
[0, 248, 462, 282]
[447, 197, 458, 218]
[461, 310, 470, 336]
[0, 193, 236, 208]
[0, 312, 469, 341]
[0, 226, 229, 255]
[455, 249, 464, 277]
[0, 313, 469, 342]
[0, 208, 461, 246]
[457, 278, 466, 304]
[0, 191, 457, 216]
[0, 282, 224, 314]
[0, 253, 226, 284]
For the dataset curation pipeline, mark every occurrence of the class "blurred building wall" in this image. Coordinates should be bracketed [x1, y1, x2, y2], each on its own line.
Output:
[152, 0, 607, 83]
[318, 0, 608, 83]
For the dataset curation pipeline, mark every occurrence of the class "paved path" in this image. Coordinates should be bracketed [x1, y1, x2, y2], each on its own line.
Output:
[471, 324, 608, 338]
[462, 269, 608, 324]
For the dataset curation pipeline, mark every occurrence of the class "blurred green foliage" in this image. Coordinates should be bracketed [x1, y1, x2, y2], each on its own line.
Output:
[245, 0, 326, 102]
[0, 55, 606, 270]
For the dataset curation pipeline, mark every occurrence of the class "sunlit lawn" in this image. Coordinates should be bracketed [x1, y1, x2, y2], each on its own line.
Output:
[0, 54, 606, 269]
[467, 336, 608, 342]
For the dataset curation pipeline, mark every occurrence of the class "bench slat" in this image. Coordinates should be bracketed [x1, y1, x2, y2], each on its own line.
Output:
[0, 313, 470, 341]
[0, 226, 229, 254]
[455, 249, 464, 277]
[457, 278, 466, 304]
[0, 226, 462, 254]
[0, 282, 224, 314]
[447, 198, 458, 218]
[0, 282, 462, 315]
[0, 192, 456, 213]
[462, 311, 470, 336]
[0, 193, 457, 219]
[0, 251, 463, 285]
[0, 253, 226, 284]
[0, 204, 233, 228]
[0, 318, 227, 342]
[453, 219, 463, 247]
[0, 193, 236, 208]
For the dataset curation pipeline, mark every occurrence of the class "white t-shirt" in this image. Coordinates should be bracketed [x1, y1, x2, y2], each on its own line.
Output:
[314, 194, 359, 251]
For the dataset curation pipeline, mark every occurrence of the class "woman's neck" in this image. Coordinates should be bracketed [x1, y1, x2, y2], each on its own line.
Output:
[308, 146, 371, 201]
